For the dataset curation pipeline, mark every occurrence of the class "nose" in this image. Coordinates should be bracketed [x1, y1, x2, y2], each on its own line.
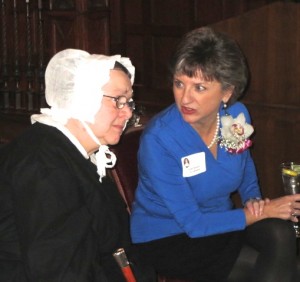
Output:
[181, 87, 192, 104]
[120, 104, 133, 120]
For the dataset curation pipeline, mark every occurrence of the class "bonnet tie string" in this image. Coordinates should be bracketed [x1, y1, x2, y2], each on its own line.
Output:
[81, 121, 116, 182]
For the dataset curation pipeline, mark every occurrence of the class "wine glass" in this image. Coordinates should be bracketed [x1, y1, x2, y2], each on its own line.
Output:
[281, 162, 300, 238]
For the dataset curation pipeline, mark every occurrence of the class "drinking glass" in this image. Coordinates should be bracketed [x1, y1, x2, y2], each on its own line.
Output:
[281, 162, 300, 238]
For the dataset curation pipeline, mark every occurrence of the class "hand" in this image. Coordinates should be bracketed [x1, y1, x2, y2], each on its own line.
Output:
[264, 194, 300, 222]
[244, 194, 300, 225]
[245, 197, 270, 217]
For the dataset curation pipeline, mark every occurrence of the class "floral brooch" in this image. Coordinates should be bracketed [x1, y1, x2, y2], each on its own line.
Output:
[218, 113, 254, 154]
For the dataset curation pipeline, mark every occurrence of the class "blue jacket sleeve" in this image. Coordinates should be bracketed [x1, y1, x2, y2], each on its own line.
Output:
[238, 150, 262, 204]
[230, 103, 262, 204]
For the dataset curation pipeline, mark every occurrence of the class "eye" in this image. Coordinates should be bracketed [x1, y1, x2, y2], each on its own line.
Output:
[195, 84, 205, 92]
[116, 96, 127, 108]
[173, 79, 183, 89]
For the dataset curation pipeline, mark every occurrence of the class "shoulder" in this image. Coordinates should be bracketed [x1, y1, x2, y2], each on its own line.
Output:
[2, 123, 82, 171]
[225, 102, 252, 122]
[143, 104, 184, 137]
[140, 104, 191, 151]
[227, 102, 248, 115]
[146, 103, 177, 127]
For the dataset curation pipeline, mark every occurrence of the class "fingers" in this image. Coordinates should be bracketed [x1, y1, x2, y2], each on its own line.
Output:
[288, 194, 300, 201]
[256, 199, 265, 216]
[245, 195, 300, 222]
[262, 197, 297, 220]
[290, 214, 299, 223]
[290, 201, 300, 217]
[245, 198, 265, 217]
[285, 200, 300, 222]
[292, 200, 300, 211]
[286, 195, 300, 210]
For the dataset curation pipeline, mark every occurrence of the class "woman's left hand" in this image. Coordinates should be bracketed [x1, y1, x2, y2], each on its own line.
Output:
[245, 198, 270, 217]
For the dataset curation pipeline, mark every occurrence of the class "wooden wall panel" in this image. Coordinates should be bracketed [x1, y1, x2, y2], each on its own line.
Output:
[151, 36, 177, 89]
[151, 0, 193, 26]
[195, 0, 279, 27]
[119, 0, 281, 110]
[125, 35, 144, 84]
[44, 13, 77, 54]
[210, 2, 300, 198]
[195, 0, 225, 26]
[109, 0, 125, 54]
[0, 0, 110, 143]
[84, 12, 110, 54]
[44, 3, 110, 55]
[123, 0, 195, 110]
[211, 3, 300, 107]
[124, 0, 143, 24]
[248, 104, 300, 198]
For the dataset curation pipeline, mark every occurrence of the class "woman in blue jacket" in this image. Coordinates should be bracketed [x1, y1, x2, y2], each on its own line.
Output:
[130, 27, 300, 281]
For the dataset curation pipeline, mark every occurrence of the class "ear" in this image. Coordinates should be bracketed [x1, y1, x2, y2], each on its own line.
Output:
[222, 87, 234, 104]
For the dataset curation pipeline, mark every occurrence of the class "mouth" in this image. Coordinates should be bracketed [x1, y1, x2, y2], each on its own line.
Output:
[113, 124, 126, 134]
[181, 106, 196, 115]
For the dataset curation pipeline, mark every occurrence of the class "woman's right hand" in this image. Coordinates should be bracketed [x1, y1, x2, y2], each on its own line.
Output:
[244, 194, 300, 225]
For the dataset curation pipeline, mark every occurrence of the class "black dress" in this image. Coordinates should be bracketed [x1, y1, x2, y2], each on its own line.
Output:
[0, 123, 151, 281]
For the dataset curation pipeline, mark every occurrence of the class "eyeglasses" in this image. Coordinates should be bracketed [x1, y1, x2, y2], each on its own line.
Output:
[103, 95, 135, 111]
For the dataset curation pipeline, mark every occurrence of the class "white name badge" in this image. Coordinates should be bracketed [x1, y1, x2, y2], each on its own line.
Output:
[181, 152, 206, 177]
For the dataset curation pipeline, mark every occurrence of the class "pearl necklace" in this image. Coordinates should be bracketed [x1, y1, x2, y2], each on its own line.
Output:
[207, 113, 220, 149]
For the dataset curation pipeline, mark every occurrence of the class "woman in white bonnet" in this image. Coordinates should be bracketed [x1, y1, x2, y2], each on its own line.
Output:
[0, 49, 155, 281]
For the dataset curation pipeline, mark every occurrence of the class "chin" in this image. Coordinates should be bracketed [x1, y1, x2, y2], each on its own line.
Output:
[109, 137, 121, 146]
[182, 115, 195, 124]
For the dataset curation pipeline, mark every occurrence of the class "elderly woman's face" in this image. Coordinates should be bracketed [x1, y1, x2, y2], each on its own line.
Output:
[89, 69, 133, 145]
[173, 71, 232, 128]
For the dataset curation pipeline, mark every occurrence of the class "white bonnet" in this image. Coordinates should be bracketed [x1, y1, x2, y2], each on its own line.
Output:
[36, 49, 135, 124]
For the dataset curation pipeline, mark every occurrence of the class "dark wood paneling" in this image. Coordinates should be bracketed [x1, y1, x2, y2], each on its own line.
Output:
[151, 0, 193, 26]
[44, 11, 77, 54]
[118, 0, 281, 110]
[122, 0, 195, 109]
[211, 2, 300, 107]
[248, 103, 300, 198]
[195, 0, 277, 26]
[0, 0, 110, 143]
[210, 2, 300, 198]
[44, 2, 110, 55]
[109, 0, 125, 54]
